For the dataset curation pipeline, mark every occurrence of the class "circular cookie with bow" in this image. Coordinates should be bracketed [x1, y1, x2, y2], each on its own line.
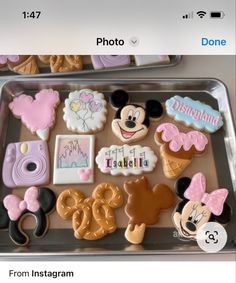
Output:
[173, 172, 232, 240]
[56, 183, 123, 240]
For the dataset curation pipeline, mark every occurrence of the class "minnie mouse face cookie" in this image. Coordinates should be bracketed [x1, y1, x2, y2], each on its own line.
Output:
[63, 89, 107, 134]
[111, 90, 163, 143]
[173, 172, 232, 240]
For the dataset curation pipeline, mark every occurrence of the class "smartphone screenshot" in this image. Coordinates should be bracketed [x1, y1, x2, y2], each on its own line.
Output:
[0, 1, 235, 282]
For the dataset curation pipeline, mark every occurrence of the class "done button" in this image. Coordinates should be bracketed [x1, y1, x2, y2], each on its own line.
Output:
[202, 37, 227, 46]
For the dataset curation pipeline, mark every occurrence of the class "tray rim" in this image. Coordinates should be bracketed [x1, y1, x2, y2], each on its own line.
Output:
[0, 77, 235, 257]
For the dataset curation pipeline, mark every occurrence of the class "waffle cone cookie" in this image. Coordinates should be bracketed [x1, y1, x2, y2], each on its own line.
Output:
[10, 55, 39, 74]
[155, 123, 208, 179]
[160, 148, 191, 179]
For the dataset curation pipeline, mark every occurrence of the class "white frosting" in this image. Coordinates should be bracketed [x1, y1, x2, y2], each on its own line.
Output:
[96, 144, 158, 176]
[63, 89, 107, 133]
[53, 135, 95, 184]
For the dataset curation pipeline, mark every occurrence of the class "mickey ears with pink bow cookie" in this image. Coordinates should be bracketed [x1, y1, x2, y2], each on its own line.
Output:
[0, 186, 56, 246]
[63, 89, 108, 134]
[9, 89, 60, 141]
[173, 172, 232, 240]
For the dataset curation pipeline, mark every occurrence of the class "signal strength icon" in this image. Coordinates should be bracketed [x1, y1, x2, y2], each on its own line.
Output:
[182, 12, 193, 19]
[197, 11, 207, 18]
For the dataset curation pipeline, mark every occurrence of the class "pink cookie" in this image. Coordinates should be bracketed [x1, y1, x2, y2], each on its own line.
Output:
[91, 55, 130, 70]
[9, 89, 60, 141]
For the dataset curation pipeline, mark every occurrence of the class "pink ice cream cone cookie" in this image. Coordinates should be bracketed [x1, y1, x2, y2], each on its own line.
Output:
[9, 89, 60, 141]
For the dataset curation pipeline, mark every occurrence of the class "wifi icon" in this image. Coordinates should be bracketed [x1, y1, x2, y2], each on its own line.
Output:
[197, 11, 207, 18]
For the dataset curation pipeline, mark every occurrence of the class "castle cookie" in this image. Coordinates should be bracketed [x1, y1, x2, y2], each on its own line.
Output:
[96, 144, 157, 176]
[53, 135, 95, 184]
[124, 176, 175, 244]
[63, 89, 107, 134]
[57, 183, 123, 240]
[91, 55, 130, 69]
[165, 96, 223, 133]
[2, 140, 50, 188]
[155, 123, 208, 179]
[9, 89, 60, 141]
[111, 89, 163, 143]
[173, 172, 232, 240]
[134, 55, 170, 66]
[0, 186, 56, 245]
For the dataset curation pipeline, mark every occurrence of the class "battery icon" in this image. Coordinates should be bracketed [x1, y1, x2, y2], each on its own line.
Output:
[210, 11, 225, 18]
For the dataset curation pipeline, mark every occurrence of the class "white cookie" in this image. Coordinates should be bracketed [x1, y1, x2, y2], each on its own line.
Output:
[96, 144, 158, 176]
[63, 89, 107, 133]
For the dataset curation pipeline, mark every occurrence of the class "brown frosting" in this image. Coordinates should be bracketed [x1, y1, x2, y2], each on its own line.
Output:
[124, 176, 175, 225]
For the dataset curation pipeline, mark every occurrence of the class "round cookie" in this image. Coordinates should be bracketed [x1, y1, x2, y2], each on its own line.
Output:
[0, 186, 56, 246]
[63, 89, 107, 134]
[173, 172, 232, 240]
[110, 89, 163, 143]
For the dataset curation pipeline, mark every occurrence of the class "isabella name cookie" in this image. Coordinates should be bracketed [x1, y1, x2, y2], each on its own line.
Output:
[124, 176, 175, 244]
[0, 186, 56, 246]
[91, 55, 130, 69]
[53, 135, 95, 184]
[173, 172, 232, 240]
[165, 95, 224, 133]
[9, 89, 60, 141]
[96, 144, 157, 176]
[111, 89, 163, 143]
[2, 140, 50, 188]
[63, 89, 107, 134]
[57, 183, 123, 240]
[155, 123, 208, 179]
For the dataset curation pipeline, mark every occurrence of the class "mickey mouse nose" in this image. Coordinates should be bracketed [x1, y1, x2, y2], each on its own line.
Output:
[125, 120, 136, 128]
[186, 221, 196, 232]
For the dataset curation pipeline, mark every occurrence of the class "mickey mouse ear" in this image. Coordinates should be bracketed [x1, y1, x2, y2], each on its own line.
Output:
[175, 177, 192, 199]
[0, 202, 9, 229]
[38, 187, 56, 213]
[145, 100, 163, 119]
[110, 89, 130, 109]
[213, 203, 232, 224]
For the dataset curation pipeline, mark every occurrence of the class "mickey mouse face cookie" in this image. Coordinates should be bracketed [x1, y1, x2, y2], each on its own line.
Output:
[111, 90, 163, 143]
[173, 172, 232, 240]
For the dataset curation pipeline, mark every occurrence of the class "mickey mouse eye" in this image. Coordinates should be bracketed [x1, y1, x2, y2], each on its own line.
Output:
[127, 110, 133, 120]
[194, 213, 204, 224]
[188, 207, 197, 221]
[133, 111, 140, 122]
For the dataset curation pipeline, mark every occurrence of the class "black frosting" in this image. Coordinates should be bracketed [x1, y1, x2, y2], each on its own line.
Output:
[145, 100, 164, 118]
[110, 89, 129, 108]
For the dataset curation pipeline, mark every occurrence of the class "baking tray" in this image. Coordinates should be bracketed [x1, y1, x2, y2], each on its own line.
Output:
[0, 55, 181, 78]
[0, 78, 235, 258]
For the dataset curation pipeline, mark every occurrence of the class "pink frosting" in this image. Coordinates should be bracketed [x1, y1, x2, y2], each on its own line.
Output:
[78, 168, 91, 181]
[3, 187, 40, 221]
[0, 55, 19, 64]
[9, 89, 60, 132]
[156, 123, 208, 152]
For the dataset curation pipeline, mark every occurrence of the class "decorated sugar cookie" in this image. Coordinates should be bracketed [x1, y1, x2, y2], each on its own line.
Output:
[124, 176, 175, 244]
[0, 186, 56, 246]
[2, 140, 50, 188]
[91, 55, 130, 69]
[57, 183, 123, 240]
[96, 144, 157, 176]
[63, 89, 107, 134]
[155, 123, 208, 179]
[53, 135, 95, 184]
[111, 89, 163, 143]
[173, 172, 232, 240]
[165, 95, 223, 133]
[9, 89, 60, 141]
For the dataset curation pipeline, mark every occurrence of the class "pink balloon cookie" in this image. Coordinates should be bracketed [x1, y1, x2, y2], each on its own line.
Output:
[9, 89, 60, 141]
[63, 89, 107, 134]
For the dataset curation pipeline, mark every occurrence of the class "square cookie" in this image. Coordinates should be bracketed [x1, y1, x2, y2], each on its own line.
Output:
[53, 135, 95, 184]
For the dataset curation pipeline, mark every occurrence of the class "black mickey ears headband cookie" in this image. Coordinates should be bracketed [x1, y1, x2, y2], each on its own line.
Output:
[173, 172, 232, 240]
[110, 89, 164, 143]
[0, 186, 56, 246]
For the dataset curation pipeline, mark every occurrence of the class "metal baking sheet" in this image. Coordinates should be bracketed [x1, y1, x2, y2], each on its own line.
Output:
[0, 78, 235, 258]
[0, 55, 181, 78]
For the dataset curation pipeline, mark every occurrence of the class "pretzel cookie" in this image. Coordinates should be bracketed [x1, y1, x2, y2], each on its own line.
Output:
[57, 183, 123, 240]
